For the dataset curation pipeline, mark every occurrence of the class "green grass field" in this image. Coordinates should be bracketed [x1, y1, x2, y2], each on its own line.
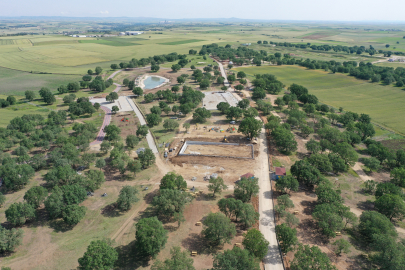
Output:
[0, 67, 82, 95]
[234, 65, 405, 134]
[0, 104, 49, 127]
[158, 39, 205, 45]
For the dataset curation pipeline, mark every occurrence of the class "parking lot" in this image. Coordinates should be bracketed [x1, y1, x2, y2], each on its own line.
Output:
[203, 91, 239, 110]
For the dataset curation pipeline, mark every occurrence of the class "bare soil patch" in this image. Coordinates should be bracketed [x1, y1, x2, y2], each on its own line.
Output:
[183, 143, 253, 158]
[111, 112, 139, 139]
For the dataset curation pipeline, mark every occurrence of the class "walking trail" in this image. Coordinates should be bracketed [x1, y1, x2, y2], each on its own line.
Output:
[215, 59, 284, 270]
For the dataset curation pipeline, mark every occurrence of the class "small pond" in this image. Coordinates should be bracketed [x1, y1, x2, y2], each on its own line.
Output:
[143, 76, 166, 90]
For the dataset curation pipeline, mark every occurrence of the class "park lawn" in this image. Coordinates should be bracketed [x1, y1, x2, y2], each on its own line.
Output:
[234, 65, 405, 134]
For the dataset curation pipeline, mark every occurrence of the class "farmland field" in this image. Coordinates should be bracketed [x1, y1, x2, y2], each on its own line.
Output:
[158, 39, 205, 45]
[234, 65, 405, 134]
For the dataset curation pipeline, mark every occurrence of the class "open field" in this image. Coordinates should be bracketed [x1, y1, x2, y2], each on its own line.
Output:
[0, 24, 404, 76]
[181, 141, 253, 158]
[235, 65, 405, 134]
[0, 66, 82, 95]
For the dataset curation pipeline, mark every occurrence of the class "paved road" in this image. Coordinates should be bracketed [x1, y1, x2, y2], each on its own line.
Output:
[215, 58, 284, 270]
[90, 106, 112, 145]
[89, 82, 121, 145]
[125, 97, 159, 154]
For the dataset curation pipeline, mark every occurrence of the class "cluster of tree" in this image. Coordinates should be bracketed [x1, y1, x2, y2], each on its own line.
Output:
[199, 43, 266, 66]
[68, 97, 97, 117]
[218, 197, 259, 229]
[357, 210, 405, 269]
[266, 114, 298, 154]
[152, 172, 191, 226]
[119, 52, 188, 69]
[88, 77, 113, 92]
[0, 225, 24, 254]
[251, 74, 285, 94]
[102, 125, 154, 173]
[364, 139, 405, 171]
[0, 95, 16, 108]
[0, 110, 111, 228]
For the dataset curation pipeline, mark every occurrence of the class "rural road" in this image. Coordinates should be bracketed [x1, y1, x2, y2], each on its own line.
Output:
[215, 58, 284, 269]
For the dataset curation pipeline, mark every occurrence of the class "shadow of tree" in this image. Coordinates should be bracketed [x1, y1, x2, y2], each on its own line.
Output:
[356, 200, 374, 211]
[115, 240, 150, 270]
[49, 219, 74, 233]
[101, 203, 123, 218]
[181, 233, 218, 255]
[300, 200, 316, 215]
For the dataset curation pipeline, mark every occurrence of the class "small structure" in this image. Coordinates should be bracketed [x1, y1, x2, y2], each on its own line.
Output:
[125, 31, 144, 35]
[275, 167, 286, 180]
[240, 173, 254, 179]
[196, 222, 202, 226]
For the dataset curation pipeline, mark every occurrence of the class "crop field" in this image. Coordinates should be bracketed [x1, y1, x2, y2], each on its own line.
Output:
[235, 65, 405, 134]
[158, 39, 205, 45]
[79, 38, 142, 46]
[0, 24, 404, 76]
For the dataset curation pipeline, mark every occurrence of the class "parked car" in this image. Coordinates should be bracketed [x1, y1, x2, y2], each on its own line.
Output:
[230, 121, 236, 124]
[164, 152, 168, 158]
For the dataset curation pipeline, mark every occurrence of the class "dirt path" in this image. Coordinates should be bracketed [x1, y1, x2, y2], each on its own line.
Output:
[352, 162, 373, 182]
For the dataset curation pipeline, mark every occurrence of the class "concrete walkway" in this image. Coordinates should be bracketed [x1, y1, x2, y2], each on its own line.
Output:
[125, 96, 159, 154]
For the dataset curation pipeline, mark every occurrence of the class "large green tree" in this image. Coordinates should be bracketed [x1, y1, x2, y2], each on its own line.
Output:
[212, 246, 260, 270]
[290, 244, 337, 270]
[117, 186, 139, 211]
[78, 239, 118, 270]
[0, 226, 24, 253]
[208, 176, 228, 197]
[202, 212, 236, 246]
[374, 194, 405, 221]
[62, 204, 87, 225]
[138, 148, 156, 168]
[151, 246, 195, 270]
[5, 202, 36, 226]
[276, 223, 298, 253]
[358, 211, 397, 242]
[135, 217, 168, 258]
[23, 186, 48, 208]
[234, 177, 259, 203]
[159, 172, 187, 190]
[242, 228, 269, 260]
[238, 117, 262, 139]
[152, 189, 191, 220]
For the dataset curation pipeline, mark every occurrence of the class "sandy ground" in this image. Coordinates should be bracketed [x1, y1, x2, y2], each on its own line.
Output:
[183, 144, 253, 158]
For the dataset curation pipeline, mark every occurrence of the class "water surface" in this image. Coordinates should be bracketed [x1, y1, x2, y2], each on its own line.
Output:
[143, 76, 166, 90]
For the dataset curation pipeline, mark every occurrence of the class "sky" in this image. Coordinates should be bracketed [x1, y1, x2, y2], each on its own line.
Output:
[1, 0, 405, 22]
